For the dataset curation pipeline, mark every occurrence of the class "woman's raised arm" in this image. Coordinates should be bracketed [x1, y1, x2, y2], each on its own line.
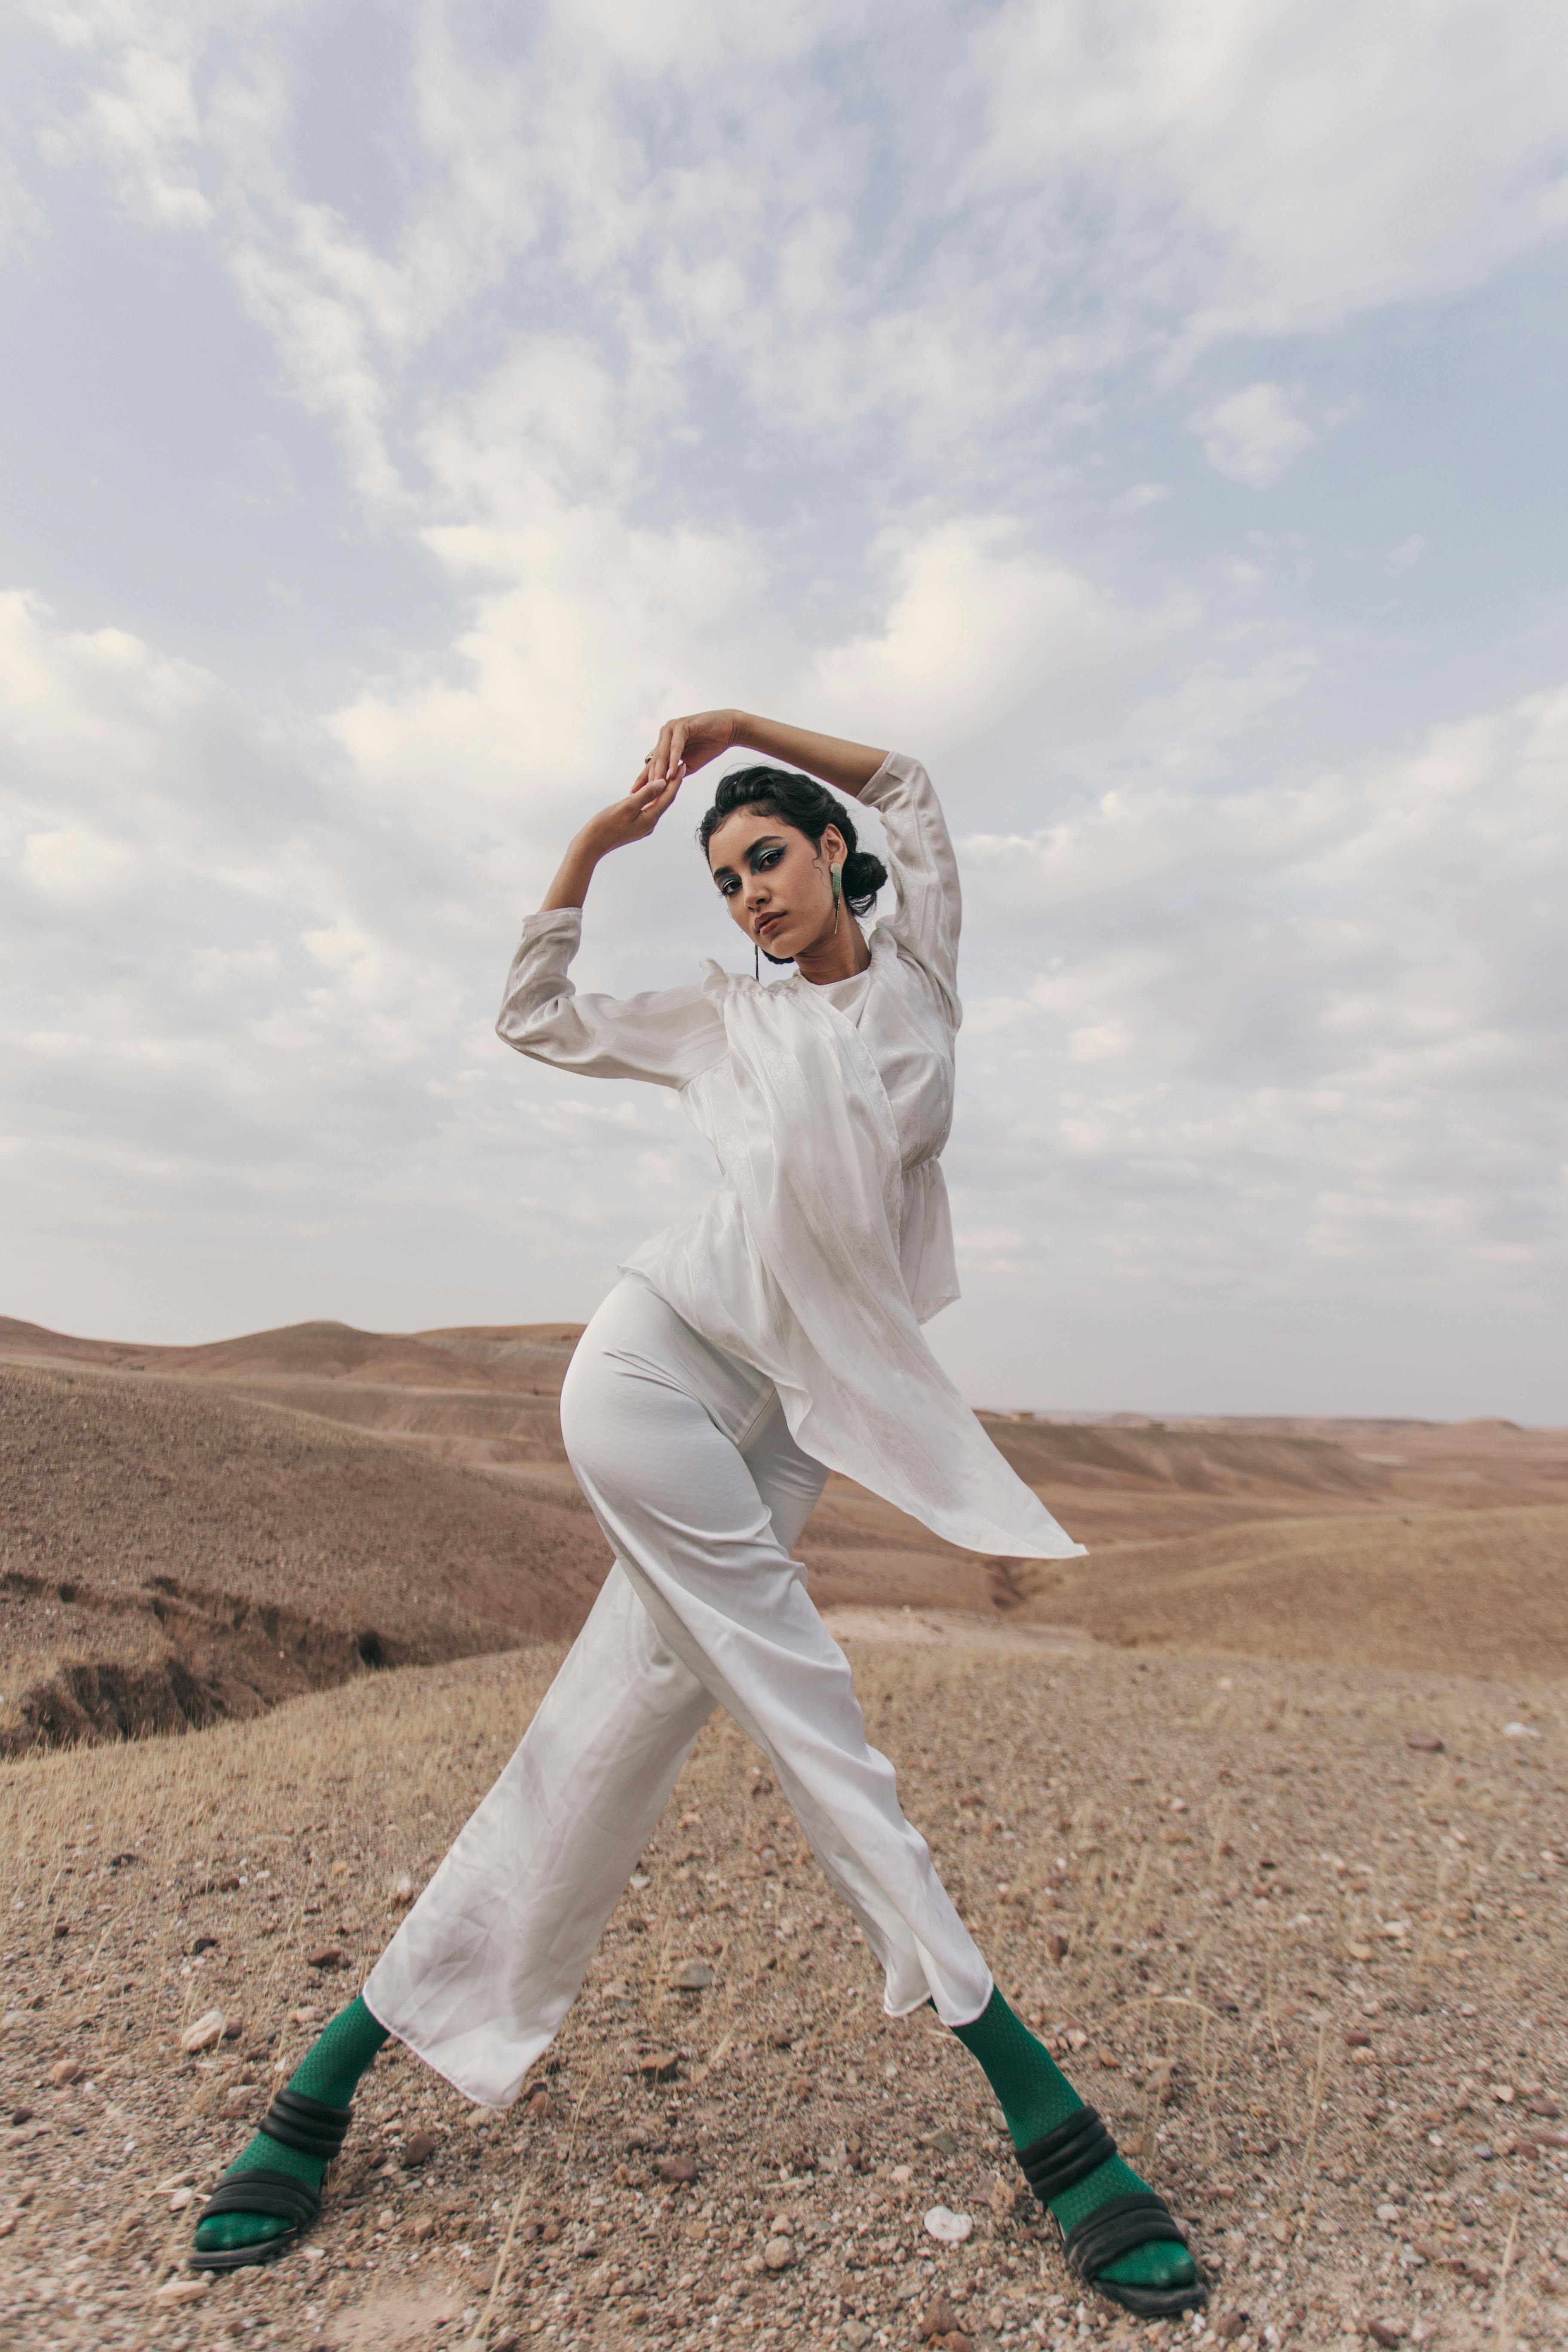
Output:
[644, 709, 887, 799]
[538, 765, 687, 911]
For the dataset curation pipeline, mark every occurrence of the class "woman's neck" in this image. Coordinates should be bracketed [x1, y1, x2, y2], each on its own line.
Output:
[794, 917, 872, 987]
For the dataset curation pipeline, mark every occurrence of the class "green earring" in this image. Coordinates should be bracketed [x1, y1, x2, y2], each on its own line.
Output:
[830, 861, 844, 932]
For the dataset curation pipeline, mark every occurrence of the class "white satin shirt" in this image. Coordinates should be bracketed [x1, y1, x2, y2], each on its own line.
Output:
[496, 754, 1083, 1561]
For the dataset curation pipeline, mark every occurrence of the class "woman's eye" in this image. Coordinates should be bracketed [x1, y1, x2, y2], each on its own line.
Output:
[754, 847, 783, 871]
[716, 876, 738, 896]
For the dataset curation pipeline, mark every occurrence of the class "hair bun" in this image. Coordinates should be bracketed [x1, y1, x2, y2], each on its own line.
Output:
[842, 847, 888, 916]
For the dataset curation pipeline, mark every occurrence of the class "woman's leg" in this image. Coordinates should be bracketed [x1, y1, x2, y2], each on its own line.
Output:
[361, 1563, 714, 2101]
[194, 1565, 714, 2258]
[557, 1287, 993, 2025]
[579, 1308, 1197, 2312]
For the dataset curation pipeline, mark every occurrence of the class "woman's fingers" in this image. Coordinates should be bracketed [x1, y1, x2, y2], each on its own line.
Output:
[648, 720, 677, 784]
[624, 764, 684, 834]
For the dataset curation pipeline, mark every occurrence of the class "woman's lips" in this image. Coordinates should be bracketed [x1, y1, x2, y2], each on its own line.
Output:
[756, 913, 786, 938]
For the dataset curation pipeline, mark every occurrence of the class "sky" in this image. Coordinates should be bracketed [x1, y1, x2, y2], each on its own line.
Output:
[2, 0, 1566, 1422]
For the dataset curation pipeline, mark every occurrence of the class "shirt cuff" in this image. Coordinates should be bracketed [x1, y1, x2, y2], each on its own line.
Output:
[857, 750, 921, 809]
[517, 905, 584, 943]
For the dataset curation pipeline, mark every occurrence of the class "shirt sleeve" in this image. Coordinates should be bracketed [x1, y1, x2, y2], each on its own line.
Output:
[496, 909, 727, 1088]
[857, 752, 962, 1023]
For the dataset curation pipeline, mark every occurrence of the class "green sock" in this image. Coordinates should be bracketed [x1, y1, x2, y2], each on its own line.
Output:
[952, 1987, 1195, 2297]
[193, 1994, 388, 2256]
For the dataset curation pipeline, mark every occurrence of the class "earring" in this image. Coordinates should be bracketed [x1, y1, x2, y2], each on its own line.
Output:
[831, 861, 844, 935]
[754, 938, 760, 981]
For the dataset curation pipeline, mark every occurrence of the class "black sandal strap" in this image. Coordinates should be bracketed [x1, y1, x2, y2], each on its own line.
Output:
[257, 2086, 352, 2161]
[1016, 2104, 1117, 2204]
[1063, 2190, 1188, 2282]
[196, 2168, 322, 2230]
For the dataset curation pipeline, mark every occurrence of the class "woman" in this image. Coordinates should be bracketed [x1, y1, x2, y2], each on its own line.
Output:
[191, 710, 1204, 2318]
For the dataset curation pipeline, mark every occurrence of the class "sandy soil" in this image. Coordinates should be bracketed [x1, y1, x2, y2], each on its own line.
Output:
[2, 1632, 1567, 2352]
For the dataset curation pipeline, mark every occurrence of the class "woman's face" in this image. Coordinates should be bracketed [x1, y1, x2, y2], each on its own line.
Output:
[707, 807, 846, 962]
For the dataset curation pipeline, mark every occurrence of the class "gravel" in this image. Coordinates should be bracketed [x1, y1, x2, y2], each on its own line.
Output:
[0, 1637, 1565, 2350]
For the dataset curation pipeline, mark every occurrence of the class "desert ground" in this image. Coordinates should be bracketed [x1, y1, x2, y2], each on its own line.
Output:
[2, 1316, 1567, 2352]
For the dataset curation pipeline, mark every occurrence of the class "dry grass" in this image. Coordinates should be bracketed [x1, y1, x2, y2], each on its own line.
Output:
[3, 1633, 1568, 2352]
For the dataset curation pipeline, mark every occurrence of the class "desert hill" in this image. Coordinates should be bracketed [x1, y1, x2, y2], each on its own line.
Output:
[0, 1358, 606, 1751]
[3, 1312, 1566, 1751]
[0, 1313, 582, 1392]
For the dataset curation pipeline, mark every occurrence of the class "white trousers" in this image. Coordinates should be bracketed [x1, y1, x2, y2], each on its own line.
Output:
[363, 1277, 992, 2107]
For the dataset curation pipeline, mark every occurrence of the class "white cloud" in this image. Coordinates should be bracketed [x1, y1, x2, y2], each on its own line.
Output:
[969, 0, 1568, 350]
[31, 0, 1568, 509]
[1190, 380, 1316, 487]
[955, 686, 1568, 1292]
[5, 1, 1565, 1412]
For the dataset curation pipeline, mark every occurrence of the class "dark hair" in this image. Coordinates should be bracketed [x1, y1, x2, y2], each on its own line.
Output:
[697, 766, 888, 919]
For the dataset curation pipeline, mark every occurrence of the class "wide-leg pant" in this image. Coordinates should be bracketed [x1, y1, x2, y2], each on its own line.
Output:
[363, 1277, 992, 2107]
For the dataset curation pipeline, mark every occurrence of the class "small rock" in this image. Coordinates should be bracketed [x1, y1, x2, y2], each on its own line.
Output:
[306, 1946, 345, 1970]
[168, 2186, 194, 2211]
[924, 2205, 974, 2245]
[49, 2058, 85, 2086]
[179, 2010, 226, 2054]
[410, 2214, 436, 2240]
[190, 1934, 218, 1955]
[401, 2131, 437, 2168]
[625, 2125, 652, 2150]
[10, 2107, 34, 2126]
[671, 1960, 714, 1991]
[844, 2327, 873, 2351]
[767, 2025, 794, 2049]
[52, 1921, 68, 1940]
[763, 2235, 793, 2269]
[922, 2128, 961, 2157]
[1368, 2323, 1408, 2348]
[656, 2154, 698, 2184]
[1405, 1733, 1444, 1752]
[390, 1872, 415, 1907]
[289, 2004, 322, 2027]
[637, 2051, 680, 2082]
[525, 2089, 554, 2119]
[1047, 1933, 1068, 1963]
[154, 2277, 211, 2306]
[221, 2018, 244, 2040]
[921, 2296, 962, 2339]
[1215, 2317, 1247, 2342]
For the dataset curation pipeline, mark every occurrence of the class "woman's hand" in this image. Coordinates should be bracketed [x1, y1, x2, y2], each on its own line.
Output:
[580, 765, 686, 856]
[642, 708, 740, 785]
[538, 765, 686, 912]
[646, 709, 888, 798]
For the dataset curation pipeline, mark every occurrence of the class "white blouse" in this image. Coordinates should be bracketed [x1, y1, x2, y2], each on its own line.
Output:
[497, 754, 1084, 1562]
